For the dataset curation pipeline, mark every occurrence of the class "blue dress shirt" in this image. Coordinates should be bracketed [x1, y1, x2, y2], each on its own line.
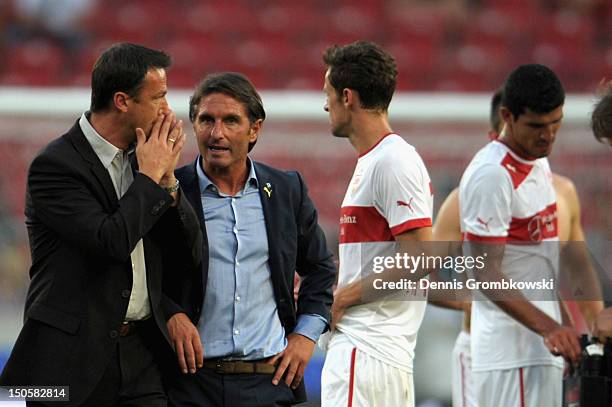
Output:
[196, 157, 326, 360]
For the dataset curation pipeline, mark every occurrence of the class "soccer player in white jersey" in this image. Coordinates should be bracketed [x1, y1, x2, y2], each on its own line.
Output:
[459, 64, 581, 407]
[433, 88, 603, 407]
[319, 41, 434, 407]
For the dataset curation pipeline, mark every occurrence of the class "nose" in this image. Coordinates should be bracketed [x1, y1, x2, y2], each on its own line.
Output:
[159, 97, 171, 114]
[210, 120, 223, 138]
[324, 103, 329, 112]
[540, 125, 556, 141]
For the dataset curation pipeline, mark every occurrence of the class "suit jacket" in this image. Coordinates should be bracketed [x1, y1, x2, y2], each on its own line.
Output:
[0, 120, 202, 406]
[167, 159, 336, 401]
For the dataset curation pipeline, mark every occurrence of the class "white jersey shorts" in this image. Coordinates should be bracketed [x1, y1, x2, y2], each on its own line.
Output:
[451, 331, 476, 407]
[321, 333, 414, 407]
[473, 365, 562, 407]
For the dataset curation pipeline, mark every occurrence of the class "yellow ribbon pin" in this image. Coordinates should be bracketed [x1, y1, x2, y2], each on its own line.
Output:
[263, 183, 272, 198]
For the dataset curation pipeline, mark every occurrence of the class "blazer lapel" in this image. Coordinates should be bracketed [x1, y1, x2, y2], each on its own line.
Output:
[181, 160, 206, 231]
[178, 159, 209, 310]
[254, 163, 282, 278]
[66, 121, 118, 209]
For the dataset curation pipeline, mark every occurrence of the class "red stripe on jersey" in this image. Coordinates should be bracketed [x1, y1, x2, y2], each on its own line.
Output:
[339, 206, 394, 243]
[390, 217, 432, 236]
[348, 347, 357, 407]
[508, 203, 558, 243]
[501, 153, 533, 189]
[358, 132, 394, 158]
[519, 367, 525, 407]
[429, 182, 434, 195]
[464, 233, 507, 243]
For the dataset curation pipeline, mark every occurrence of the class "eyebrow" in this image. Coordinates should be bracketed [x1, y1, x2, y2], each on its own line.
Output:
[198, 112, 242, 121]
[526, 116, 563, 127]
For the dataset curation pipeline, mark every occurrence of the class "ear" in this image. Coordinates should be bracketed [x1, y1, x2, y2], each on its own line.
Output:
[249, 119, 263, 143]
[343, 88, 355, 108]
[499, 106, 514, 124]
[113, 92, 130, 113]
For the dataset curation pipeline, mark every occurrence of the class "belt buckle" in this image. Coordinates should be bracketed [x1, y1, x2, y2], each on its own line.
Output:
[119, 321, 132, 337]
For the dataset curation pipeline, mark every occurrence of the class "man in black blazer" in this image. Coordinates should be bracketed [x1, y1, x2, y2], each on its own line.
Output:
[165, 72, 336, 406]
[0, 43, 201, 406]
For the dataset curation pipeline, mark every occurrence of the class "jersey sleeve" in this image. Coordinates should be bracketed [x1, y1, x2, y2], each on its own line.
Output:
[459, 163, 513, 242]
[372, 149, 433, 236]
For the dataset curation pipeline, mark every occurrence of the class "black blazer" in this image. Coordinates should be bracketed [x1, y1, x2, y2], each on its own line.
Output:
[0, 120, 201, 406]
[169, 159, 335, 332]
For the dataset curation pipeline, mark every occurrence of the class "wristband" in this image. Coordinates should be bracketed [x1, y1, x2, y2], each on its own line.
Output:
[163, 179, 179, 193]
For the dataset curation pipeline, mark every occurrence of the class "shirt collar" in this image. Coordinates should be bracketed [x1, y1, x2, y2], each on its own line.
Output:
[79, 112, 134, 168]
[197, 156, 259, 195]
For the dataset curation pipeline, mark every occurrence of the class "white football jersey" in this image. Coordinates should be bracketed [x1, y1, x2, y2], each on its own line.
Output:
[459, 140, 563, 372]
[333, 133, 434, 373]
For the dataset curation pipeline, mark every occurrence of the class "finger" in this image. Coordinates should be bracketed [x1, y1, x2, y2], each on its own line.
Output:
[555, 332, 576, 362]
[193, 334, 204, 368]
[272, 357, 290, 386]
[175, 340, 188, 374]
[267, 351, 284, 366]
[291, 366, 305, 389]
[184, 340, 196, 373]
[160, 112, 175, 143]
[169, 120, 183, 149]
[559, 334, 579, 363]
[284, 363, 298, 387]
[168, 114, 177, 132]
[544, 337, 560, 356]
[149, 113, 164, 141]
[173, 132, 186, 154]
[567, 334, 581, 362]
[176, 119, 184, 136]
[135, 128, 146, 146]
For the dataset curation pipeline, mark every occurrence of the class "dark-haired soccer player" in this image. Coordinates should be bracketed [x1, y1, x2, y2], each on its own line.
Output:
[459, 64, 581, 407]
[320, 41, 433, 407]
[434, 87, 603, 407]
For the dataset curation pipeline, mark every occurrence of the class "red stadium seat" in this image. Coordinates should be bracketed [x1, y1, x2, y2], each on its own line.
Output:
[4, 41, 65, 86]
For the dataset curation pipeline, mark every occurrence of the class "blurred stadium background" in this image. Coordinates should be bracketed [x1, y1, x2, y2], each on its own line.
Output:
[0, 0, 611, 406]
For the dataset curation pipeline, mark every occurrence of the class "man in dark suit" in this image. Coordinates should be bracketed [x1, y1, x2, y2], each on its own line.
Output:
[0, 43, 201, 406]
[165, 72, 336, 406]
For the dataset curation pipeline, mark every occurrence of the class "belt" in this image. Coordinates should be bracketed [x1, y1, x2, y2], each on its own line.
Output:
[118, 319, 150, 337]
[202, 359, 277, 375]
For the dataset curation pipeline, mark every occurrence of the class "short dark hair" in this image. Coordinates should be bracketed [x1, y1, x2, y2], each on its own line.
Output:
[501, 64, 565, 119]
[591, 84, 612, 143]
[90, 43, 171, 112]
[323, 41, 397, 112]
[189, 72, 266, 152]
[490, 88, 503, 133]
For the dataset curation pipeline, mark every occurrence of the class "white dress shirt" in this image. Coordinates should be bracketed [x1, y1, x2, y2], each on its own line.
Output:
[79, 113, 150, 321]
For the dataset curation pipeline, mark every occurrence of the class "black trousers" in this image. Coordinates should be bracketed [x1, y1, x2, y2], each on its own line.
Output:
[167, 367, 298, 407]
[28, 319, 167, 407]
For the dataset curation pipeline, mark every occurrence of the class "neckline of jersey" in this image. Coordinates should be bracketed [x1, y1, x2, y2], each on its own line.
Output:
[358, 132, 396, 158]
[493, 139, 537, 164]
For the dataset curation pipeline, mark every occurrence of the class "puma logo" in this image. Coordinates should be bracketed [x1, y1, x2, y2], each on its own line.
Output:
[397, 198, 414, 212]
[477, 216, 492, 232]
